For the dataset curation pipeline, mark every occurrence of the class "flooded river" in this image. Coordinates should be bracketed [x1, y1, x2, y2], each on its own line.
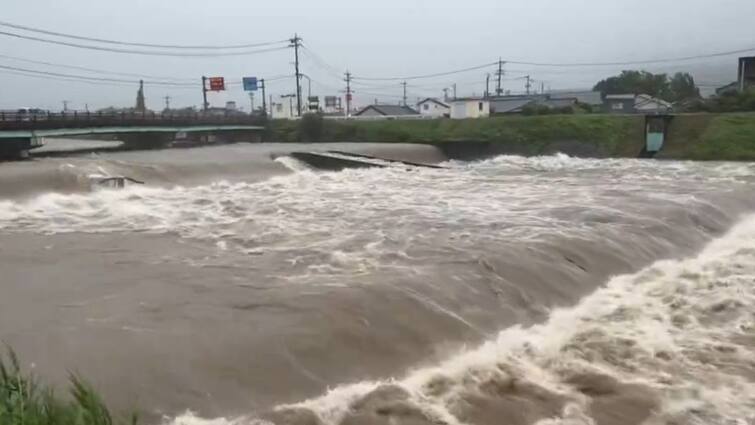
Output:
[0, 143, 753, 425]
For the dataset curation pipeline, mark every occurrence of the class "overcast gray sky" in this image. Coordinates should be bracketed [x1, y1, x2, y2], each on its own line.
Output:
[1, 0, 754, 111]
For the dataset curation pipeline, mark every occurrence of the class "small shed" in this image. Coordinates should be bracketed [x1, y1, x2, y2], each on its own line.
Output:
[604, 94, 637, 113]
[449, 98, 490, 119]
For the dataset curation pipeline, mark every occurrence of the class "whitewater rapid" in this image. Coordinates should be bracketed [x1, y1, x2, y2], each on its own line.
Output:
[1, 147, 754, 425]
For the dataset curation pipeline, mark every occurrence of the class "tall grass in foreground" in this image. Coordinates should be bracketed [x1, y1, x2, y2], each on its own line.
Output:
[0, 349, 137, 425]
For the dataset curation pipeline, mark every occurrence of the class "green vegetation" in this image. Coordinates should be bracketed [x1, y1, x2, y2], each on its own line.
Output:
[594, 70, 700, 102]
[274, 112, 755, 161]
[683, 89, 755, 113]
[661, 113, 755, 161]
[0, 349, 136, 425]
[272, 114, 646, 156]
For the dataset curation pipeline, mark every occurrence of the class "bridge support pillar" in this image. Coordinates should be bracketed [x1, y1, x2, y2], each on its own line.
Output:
[118, 132, 176, 150]
[0, 138, 38, 160]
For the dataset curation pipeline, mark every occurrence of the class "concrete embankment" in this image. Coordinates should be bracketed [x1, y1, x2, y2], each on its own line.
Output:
[269, 113, 755, 161]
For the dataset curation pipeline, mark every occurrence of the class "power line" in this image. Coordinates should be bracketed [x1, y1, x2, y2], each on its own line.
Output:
[0, 69, 147, 88]
[300, 45, 343, 77]
[0, 53, 195, 82]
[0, 30, 290, 57]
[0, 63, 198, 87]
[352, 62, 498, 81]
[505, 47, 755, 67]
[0, 20, 288, 50]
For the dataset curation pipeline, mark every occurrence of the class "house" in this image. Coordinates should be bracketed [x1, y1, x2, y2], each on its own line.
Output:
[634, 95, 673, 113]
[416, 98, 450, 118]
[489, 97, 537, 115]
[716, 82, 740, 96]
[540, 98, 578, 109]
[604, 94, 636, 113]
[739, 56, 755, 91]
[714, 57, 755, 96]
[449, 98, 490, 119]
[547, 90, 603, 107]
[488, 91, 597, 115]
[354, 104, 419, 117]
[604, 94, 672, 114]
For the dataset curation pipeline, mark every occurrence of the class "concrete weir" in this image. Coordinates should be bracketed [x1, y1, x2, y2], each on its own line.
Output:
[288, 151, 444, 171]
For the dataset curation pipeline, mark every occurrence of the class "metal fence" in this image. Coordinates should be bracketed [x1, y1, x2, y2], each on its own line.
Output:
[0, 110, 267, 130]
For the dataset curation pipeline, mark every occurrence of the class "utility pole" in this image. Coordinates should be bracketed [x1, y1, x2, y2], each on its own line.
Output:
[496, 58, 505, 96]
[344, 71, 352, 117]
[485, 74, 491, 98]
[260, 79, 267, 116]
[248, 92, 255, 113]
[452, 83, 457, 100]
[525, 76, 532, 96]
[401, 81, 408, 106]
[201, 76, 209, 112]
[290, 34, 303, 117]
[164, 95, 171, 111]
[541, 82, 545, 94]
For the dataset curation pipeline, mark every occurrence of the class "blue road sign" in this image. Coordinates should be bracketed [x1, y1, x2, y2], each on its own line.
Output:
[243, 77, 258, 91]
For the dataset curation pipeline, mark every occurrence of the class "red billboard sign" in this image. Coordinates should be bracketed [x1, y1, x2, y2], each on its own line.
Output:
[208, 77, 225, 91]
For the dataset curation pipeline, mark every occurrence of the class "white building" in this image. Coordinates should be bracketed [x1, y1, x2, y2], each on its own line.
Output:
[634, 94, 673, 114]
[271, 95, 296, 119]
[449, 98, 490, 119]
[604, 94, 672, 114]
[416, 98, 450, 118]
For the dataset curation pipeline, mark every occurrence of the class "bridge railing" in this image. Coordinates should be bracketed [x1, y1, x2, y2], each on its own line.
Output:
[0, 110, 267, 130]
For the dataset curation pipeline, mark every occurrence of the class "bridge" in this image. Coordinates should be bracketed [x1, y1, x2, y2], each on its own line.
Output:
[0, 111, 266, 159]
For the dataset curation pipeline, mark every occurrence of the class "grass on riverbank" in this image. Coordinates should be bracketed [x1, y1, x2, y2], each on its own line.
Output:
[0, 349, 136, 425]
[271, 112, 755, 161]
[271, 114, 646, 156]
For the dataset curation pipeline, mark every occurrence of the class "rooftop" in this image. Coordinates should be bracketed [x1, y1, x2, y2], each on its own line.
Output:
[416, 98, 449, 108]
[354, 104, 419, 116]
[605, 94, 637, 100]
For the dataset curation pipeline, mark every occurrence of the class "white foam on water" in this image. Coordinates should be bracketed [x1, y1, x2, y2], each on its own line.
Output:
[165, 412, 270, 425]
[3, 154, 755, 424]
[266, 213, 755, 425]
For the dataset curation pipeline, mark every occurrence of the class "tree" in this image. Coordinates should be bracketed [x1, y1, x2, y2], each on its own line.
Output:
[593, 70, 700, 102]
[668, 72, 700, 102]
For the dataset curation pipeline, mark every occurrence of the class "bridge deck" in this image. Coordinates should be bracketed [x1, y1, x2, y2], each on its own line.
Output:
[0, 125, 264, 139]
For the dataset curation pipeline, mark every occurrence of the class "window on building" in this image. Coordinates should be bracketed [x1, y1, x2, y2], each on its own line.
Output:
[612, 103, 624, 110]
[478, 102, 484, 111]
[424, 104, 429, 110]
[276, 104, 283, 112]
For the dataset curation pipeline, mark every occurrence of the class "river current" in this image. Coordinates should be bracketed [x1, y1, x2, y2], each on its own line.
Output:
[0, 143, 753, 425]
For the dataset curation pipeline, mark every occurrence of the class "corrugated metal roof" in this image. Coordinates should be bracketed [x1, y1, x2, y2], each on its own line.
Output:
[549, 91, 603, 106]
[539, 98, 577, 108]
[354, 105, 419, 116]
[605, 94, 636, 100]
[489, 98, 534, 114]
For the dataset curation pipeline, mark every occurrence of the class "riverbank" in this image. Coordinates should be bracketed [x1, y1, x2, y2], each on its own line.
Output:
[269, 112, 755, 161]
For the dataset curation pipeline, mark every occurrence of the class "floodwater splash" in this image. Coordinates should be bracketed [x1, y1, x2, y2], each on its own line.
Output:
[2, 152, 755, 425]
[171, 214, 755, 425]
